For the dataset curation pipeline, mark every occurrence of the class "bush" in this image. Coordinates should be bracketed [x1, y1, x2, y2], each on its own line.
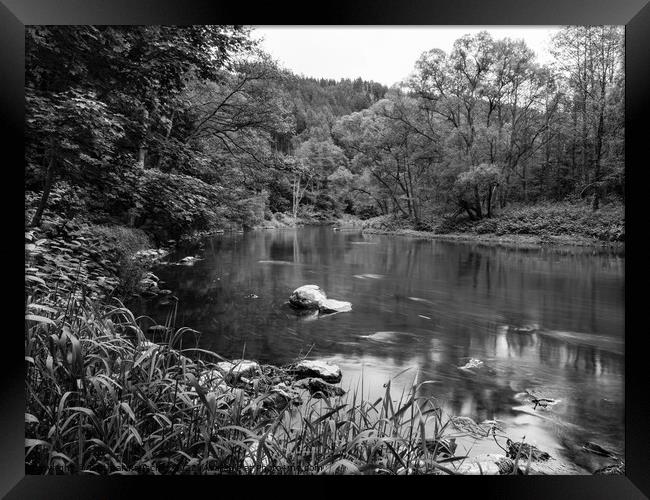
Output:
[474, 218, 498, 234]
[25, 213, 154, 303]
[444, 202, 625, 241]
[231, 193, 268, 229]
[361, 214, 407, 231]
[490, 202, 624, 241]
[367, 201, 625, 242]
[87, 225, 152, 294]
[133, 169, 228, 241]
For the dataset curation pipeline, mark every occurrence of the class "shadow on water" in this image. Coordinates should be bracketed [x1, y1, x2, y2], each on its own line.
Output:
[129, 226, 624, 472]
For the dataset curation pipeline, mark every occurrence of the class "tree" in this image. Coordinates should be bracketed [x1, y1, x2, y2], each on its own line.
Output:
[552, 26, 624, 209]
[25, 25, 253, 226]
[453, 163, 502, 219]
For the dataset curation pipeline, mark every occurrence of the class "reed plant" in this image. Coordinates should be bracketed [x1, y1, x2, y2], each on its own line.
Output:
[25, 289, 498, 475]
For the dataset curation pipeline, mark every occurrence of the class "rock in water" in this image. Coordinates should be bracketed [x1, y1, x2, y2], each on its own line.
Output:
[265, 383, 303, 409]
[289, 285, 327, 309]
[319, 298, 352, 313]
[458, 358, 484, 370]
[178, 255, 201, 266]
[292, 359, 342, 383]
[594, 461, 625, 475]
[506, 439, 551, 461]
[507, 323, 539, 334]
[582, 441, 616, 458]
[289, 285, 351, 313]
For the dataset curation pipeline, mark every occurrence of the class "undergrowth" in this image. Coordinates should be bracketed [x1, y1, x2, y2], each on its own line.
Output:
[362, 202, 624, 242]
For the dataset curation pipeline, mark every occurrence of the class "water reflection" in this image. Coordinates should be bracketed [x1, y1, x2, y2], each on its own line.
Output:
[130, 227, 624, 471]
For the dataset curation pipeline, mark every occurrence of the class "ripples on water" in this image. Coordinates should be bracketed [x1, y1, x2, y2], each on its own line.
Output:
[130, 227, 624, 472]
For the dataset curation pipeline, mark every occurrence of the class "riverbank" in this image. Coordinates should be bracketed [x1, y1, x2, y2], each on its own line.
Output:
[254, 211, 365, 230]
[358, 202, 624, 250]
[361, 228, 625, 251]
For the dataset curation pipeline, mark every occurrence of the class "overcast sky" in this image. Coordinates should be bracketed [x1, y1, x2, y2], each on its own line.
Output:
[251, 26, 564, 87]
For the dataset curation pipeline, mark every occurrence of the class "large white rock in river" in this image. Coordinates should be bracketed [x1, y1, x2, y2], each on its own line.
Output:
[289, 285, 351, 313]
[293, 359, 342, 383]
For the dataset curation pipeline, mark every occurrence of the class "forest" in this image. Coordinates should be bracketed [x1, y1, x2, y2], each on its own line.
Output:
[24, 25, 626, 476]
[25, 25, 624, 244]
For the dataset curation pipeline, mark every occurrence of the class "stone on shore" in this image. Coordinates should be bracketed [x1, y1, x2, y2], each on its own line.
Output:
[292, 359, 342, 383]
[453, 454, 516, 475]
[523, 457, 587, 475]
[295, 377, 346, 398]
[265, 383, 303, 408]
[504, 439, 586, 475]
[216, 360, 261, 382]
[198, 369, 229, 392]
[506, 439, 551, 461]
[244, 433, 275, 468]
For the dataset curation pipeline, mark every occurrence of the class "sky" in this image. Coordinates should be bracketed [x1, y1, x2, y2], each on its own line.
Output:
[251, 26, 564, 87]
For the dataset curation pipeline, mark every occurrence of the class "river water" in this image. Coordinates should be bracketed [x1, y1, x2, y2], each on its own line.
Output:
[131, 226, 624, 472]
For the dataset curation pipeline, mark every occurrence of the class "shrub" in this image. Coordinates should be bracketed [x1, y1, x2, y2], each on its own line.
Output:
[87, 225, 152, 294]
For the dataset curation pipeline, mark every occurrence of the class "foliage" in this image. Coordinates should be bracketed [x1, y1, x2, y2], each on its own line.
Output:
[437, 202, 624, 241]
[332, 28, 624, 221]
[131, 169, 227, 241]
[454, 164, 503, 219]
[25, 289, 484, 475]
[25, 210, 152, 304]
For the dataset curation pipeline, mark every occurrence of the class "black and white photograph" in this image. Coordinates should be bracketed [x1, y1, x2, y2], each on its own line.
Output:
[24, 24, 627, 477]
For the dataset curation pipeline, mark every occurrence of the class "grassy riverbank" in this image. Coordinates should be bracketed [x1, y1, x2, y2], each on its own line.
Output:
[360, 202, 624, 249]
[24, 291, 479, 475]
[255, 212, 365, 230]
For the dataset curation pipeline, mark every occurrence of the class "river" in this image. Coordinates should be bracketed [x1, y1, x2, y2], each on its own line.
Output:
[130, 226, 625, 473]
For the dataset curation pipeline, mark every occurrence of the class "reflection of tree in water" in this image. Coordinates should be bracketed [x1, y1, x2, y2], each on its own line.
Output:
[456, 250, 482, 289]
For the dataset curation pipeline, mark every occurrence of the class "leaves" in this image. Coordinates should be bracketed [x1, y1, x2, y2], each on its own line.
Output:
[25, 314, 56, 326]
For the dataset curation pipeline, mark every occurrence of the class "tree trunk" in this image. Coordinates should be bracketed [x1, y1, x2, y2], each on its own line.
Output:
[473, 185, 483, 218]
[292, 175, 300, 219]
[486, 184, 495, 218]
[592, 78, 606, 212]
[137, 107, 150, 168]
[156, 110, 175, 170]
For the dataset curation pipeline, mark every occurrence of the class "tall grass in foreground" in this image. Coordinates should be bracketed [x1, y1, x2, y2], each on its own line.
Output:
[25, 292, 502, 475]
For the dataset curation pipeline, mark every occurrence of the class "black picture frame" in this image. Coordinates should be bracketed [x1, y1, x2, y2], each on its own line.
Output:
[4, 1, 649, 498]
